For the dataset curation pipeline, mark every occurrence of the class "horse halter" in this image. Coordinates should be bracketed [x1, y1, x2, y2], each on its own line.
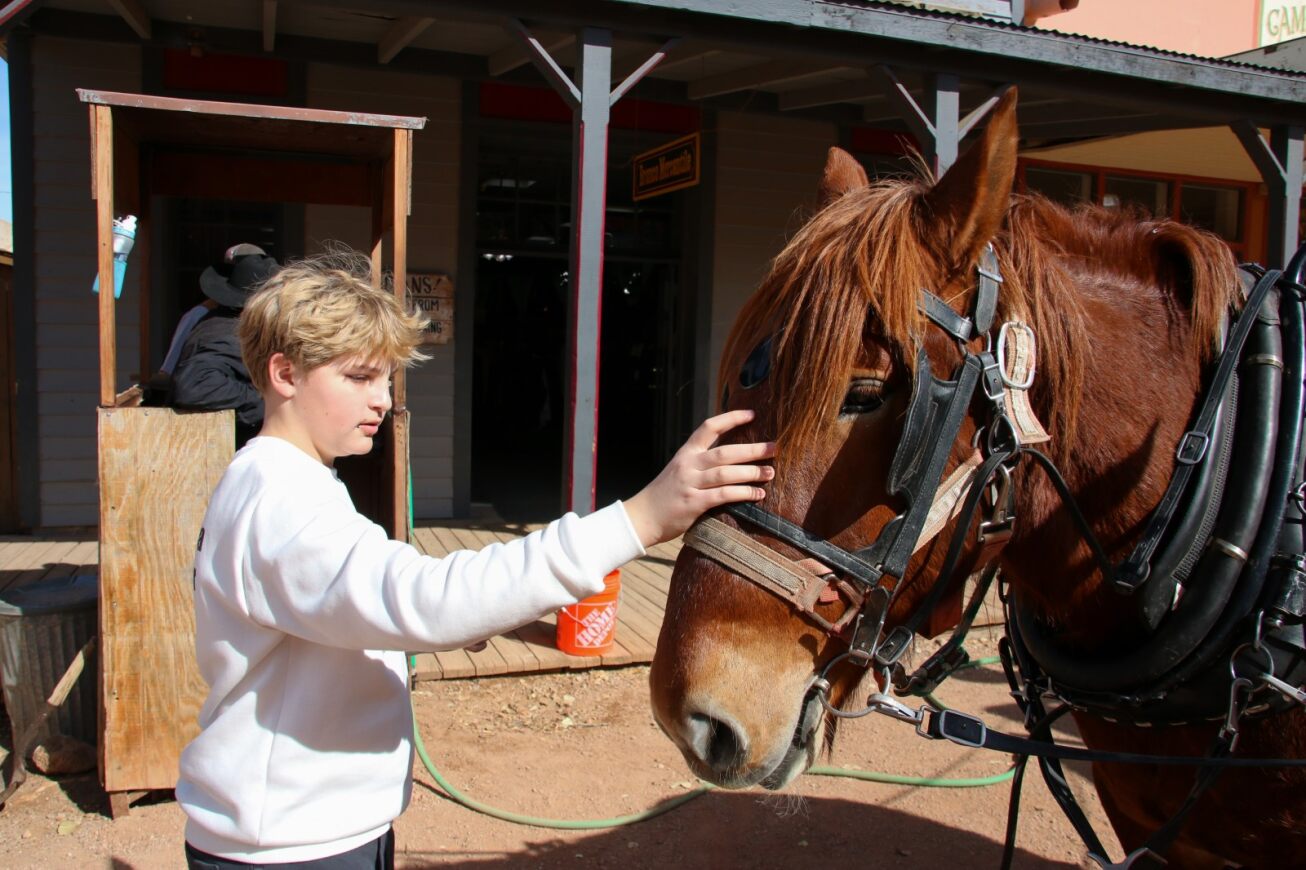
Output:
[684, 244, 1035, 680]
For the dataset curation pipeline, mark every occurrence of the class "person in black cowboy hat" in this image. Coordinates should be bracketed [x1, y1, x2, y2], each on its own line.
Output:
[171, 244, 281, 447]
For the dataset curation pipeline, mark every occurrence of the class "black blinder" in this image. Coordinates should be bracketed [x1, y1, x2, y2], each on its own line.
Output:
[739, 335, 774, 389]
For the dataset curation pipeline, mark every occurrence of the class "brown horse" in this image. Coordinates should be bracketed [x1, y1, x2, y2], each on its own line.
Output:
[649, 88, 1305, 868]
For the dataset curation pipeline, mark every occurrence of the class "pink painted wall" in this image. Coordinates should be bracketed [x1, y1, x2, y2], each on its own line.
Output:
[1037, 0, 1259, 57]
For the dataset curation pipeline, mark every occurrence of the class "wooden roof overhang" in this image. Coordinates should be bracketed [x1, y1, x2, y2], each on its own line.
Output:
[20, 1, 1306, 143]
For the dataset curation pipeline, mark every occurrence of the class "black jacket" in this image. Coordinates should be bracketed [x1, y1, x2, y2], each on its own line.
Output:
[172, 310, 264, 431]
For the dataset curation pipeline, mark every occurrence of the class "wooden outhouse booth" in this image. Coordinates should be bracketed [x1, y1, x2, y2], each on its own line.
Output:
[82, 89, 424, 813]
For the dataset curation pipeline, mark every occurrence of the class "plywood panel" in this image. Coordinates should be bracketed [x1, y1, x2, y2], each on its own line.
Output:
[98, 406, 232, 793]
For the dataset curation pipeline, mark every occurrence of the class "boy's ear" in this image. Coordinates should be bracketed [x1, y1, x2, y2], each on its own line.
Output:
[266, 352, 297, 398]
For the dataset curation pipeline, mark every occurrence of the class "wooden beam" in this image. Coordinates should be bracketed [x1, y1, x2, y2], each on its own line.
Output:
[779, 76, 879, 112]
[378, 15, 433, 64]
[488, 30, 573, 77]
[506, 18, 580, 108]
[94, 104, 116, 407]
[1232, 120, 1285, 192]
[649, 39, 718, 75]
[872, 65, 934, 149]
[391, 128, 412, 541]
[261, 0, 276, 53]
[610, 37, 678, 106]
[688, 59, 847, 101]
[1021, 115, 1205, 142]
[106, 0, 150, 40]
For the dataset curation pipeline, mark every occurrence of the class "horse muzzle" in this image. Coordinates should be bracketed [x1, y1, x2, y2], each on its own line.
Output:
[655, 676, 828, 789]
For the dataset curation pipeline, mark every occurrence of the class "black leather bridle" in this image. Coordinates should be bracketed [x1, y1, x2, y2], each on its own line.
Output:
[687, 243, 1033, 681]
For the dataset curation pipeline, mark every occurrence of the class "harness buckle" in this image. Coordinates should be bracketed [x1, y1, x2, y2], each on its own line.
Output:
[848, 587, 891, 666]
[979, 463, 1015, 544]
[979, 351, 1006, 403]
[920, 708, 988, 748]
[1175, 430, 1210, 466]
[898, 643, 971, 697]
[873, 625, 914, 669]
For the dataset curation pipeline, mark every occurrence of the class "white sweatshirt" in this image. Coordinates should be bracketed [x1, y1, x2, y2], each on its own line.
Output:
[176, 437, 644, 862]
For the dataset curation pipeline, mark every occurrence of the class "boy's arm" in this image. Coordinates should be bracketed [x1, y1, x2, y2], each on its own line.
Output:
[240, 495, 644, 652]
[231, 411, 769, 652]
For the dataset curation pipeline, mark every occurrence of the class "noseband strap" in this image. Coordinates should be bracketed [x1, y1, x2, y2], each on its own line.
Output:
[688, 450, 986, 638]
[684, 518, 865, 636]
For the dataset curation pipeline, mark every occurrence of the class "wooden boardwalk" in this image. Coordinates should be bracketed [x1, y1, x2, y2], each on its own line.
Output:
[408, 519, 678, 681]
[0, 522, 678, 683]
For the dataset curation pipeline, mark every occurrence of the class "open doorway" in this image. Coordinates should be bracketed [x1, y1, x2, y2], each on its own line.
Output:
[471, 123, 689, 520]
[150, 197, 294, 370]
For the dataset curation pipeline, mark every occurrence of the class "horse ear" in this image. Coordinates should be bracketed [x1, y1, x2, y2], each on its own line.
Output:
[923, 86, 1019, 270]
[817, 147, 869, 207]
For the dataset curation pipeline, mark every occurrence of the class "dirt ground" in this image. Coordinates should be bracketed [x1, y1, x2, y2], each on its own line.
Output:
[0, 628, 1120, 869]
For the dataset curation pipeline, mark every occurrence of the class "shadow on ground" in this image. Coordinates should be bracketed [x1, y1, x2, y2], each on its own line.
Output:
[400, 786, 1079, 869]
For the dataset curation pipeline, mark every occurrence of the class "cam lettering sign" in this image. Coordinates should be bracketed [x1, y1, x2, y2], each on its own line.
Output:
[632, 132, 701, 201]
[1261, 4, 1306, 46]
[403, 272, 454, 345]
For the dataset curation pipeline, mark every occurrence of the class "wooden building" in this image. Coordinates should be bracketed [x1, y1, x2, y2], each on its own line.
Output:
[3, 0, 1303, 534]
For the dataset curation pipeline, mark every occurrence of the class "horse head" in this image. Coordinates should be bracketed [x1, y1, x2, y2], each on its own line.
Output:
[649, 87, 1240, 793]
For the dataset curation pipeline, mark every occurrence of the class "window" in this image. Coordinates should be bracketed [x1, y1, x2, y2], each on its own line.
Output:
[1181, 183, 1244, 243]
[1105, 175, 1171, 216]
[1020, 161, 1254, 257]
[1024, 166, 1094, 206]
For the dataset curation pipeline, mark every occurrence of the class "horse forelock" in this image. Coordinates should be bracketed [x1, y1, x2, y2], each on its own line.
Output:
[720, 180, 1239, 467]
[720, 177, 934, 453]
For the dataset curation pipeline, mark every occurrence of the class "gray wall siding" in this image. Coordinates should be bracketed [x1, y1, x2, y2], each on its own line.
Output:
[304, 64, 460, 519]
[708, 111, 834, 394]
[32, 37, 142, 527]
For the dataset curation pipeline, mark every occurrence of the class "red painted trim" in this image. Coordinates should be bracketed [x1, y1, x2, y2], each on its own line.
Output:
[849, 127, 919, 156]
[163, 49, 289, 98]
[479, 82, 700, 134]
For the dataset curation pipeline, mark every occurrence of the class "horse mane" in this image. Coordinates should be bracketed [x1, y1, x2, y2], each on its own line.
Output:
[720, 175, 1240, 461]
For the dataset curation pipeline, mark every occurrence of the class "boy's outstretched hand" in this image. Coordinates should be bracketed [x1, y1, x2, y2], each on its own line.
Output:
[623, 410, 776, 548]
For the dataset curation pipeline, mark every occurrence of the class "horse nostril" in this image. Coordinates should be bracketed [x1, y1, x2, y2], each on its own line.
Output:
[688, 712, 747, 772]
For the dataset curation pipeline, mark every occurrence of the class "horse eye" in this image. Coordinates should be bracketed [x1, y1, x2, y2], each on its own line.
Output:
[739, 335, 773, 389]
[840, 378, 886, 416]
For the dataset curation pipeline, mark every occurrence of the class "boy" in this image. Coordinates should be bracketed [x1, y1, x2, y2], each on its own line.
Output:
[176, 253, 775, 868]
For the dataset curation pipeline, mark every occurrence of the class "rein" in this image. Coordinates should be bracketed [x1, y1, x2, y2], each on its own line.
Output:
[682, 239, 1306, 868]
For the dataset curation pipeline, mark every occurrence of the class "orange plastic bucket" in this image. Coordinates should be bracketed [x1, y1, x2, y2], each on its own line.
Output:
[556, 569, 621, 656]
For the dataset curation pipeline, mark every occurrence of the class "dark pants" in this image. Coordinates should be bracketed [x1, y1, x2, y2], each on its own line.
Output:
[185, 829, 394, 870]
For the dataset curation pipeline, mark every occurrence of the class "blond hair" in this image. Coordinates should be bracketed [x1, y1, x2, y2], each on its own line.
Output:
[239, 250, 430, 392]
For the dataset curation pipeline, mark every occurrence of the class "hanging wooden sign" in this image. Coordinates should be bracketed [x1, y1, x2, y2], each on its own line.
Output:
[632, 132, 701, 201]
[404, 272, 454, 344]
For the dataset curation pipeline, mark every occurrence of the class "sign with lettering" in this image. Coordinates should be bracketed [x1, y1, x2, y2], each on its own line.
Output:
[404, 272, 454, 345]
[1261, 4, 1306, 46]
[632, 132, 701, 202]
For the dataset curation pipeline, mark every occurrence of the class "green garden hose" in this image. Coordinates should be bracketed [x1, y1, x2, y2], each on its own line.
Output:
[410, 656, 1015, 830]
[407, 472, 1011, 828]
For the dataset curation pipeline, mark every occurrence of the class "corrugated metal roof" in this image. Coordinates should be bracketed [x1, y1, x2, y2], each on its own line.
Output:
[845, 0, 1306, 77]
